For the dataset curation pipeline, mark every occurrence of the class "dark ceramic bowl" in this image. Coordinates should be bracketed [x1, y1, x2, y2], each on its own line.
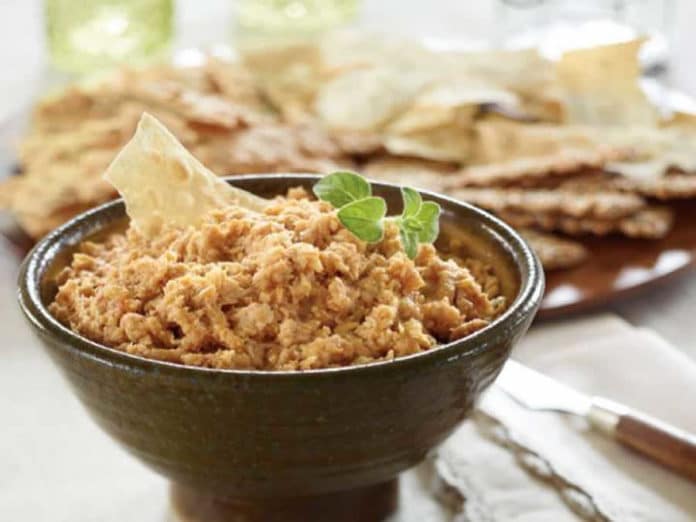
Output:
[18, 175, 543, 521]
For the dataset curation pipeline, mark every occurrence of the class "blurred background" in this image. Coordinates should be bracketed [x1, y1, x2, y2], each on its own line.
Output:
[2, 0, 696, 122]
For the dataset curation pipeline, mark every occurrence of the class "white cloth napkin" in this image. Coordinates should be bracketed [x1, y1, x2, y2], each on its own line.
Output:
[435, 314, 696, 522]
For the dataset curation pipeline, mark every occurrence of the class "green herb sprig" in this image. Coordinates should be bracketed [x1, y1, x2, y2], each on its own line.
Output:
[312, 171, 441, 259]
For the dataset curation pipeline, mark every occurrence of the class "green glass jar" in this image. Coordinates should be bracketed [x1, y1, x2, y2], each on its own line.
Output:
[45, 0, 173, 73]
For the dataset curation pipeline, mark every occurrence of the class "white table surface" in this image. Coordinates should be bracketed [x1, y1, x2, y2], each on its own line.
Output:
[1, 1, 695, 520]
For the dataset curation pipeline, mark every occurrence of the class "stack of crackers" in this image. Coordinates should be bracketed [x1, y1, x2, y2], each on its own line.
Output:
[3, 34, 696, 271]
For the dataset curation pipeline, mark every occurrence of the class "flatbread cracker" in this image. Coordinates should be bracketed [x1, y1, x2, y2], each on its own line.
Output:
[557, 39, 659, 126]
[440, 48, 555, 96]
[331, 129, 384, 156]
[19, 108, 141, 166]
[4, 149, 118, 238]
[104, 113, 267, 237]
[604, 126, 696, 181]
[534, 169, 696, 200]
[194, 123, 350, 175]
[126, 80, 264, 131]
[31, 67, 138, 124]
[438, 48, 565, 122]
[383, 123, 474, 163]
[615, 172, 696, 200]
[202, 57, 267, 109]
[315, 66, 432, 131]
[498, 207, 672, 239]
[471, 120, 601, 163]
[386, 81, 517, 135]
[518, 229, 588, 270]
[448, 147, 630, 188]
[448, 187, 645, 220]
[362, 156, 457, 192]
[242, 43, 325, 122]
[616, 207, 674, 238]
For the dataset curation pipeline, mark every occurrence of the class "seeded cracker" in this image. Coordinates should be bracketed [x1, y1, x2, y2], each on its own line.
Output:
[498, 207, 673, 239]
[518, 229, 588, 270]
[616, 173, 696, 199]
[447, 187, 645, 220]
[449, 148, 630, 188]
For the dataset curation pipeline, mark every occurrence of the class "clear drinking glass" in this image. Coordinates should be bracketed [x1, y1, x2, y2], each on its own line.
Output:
[237, 0, 359, 33]
[497, 0, 675, 73]
[45, 0, 173, 73]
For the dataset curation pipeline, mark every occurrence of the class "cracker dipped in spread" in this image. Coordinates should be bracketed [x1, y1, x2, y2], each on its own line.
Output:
[49, 114, 506, 370]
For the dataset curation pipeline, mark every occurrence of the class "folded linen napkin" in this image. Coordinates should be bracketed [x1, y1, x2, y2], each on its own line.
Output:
[434, 314, 696, 522]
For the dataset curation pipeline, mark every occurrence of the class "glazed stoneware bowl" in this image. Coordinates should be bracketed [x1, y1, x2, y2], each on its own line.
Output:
[18, 175, 543, 522]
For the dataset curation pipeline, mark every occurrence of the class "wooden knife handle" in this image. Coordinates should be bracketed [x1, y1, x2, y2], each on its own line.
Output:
[588, 398, 696, 482]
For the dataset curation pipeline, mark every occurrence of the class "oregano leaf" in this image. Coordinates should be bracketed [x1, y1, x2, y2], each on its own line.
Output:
[401, 187, 422, 218]
[400, 227, 419, 259]
[414, 201, 441, 243]
[312, 171, 371, 208]
[337, 197, 386, 242]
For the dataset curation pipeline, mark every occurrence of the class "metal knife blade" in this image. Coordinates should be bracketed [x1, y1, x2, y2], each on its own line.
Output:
[495, 359, 591, 417]
[495, 360, 696, 483]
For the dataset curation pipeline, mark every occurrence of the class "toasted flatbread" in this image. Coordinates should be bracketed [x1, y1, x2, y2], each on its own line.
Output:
[471, 120, 601, 163]
[363, 156, 457, 192]
[125, 80, 265, 131]
[616, 172, 696, 199]
[447, 187, 645, 220]
[104, 113, 268, 237]
[242, 43, 325, 122]
[557, 39, 659, 126]
[498, 207, 673, 239]
[518, 229, 588, 270]
[194, 123, 350, 175]
[449, 147, 630, 188]
[4, 149, 118, 238]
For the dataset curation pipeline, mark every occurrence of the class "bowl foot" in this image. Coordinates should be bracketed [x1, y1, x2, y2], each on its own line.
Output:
[171, 479, 399, 522]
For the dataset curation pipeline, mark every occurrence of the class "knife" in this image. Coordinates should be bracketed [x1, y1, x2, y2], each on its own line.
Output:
[496, 360, 696, 482]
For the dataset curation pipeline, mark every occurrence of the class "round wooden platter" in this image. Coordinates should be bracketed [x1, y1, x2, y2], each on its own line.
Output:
[539, 199, 696, 319]
[2, 107, 695, 321]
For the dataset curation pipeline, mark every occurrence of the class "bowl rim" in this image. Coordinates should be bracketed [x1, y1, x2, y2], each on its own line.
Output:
[18, 173, 544, 379]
